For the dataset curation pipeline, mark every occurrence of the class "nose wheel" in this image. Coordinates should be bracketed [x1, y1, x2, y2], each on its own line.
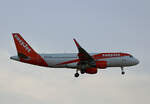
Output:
[121, 71, 125, 75]
[121, 67, 125, 75]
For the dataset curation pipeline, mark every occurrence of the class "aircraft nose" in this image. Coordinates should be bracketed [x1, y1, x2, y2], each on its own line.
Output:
[134, 59, 139, 65]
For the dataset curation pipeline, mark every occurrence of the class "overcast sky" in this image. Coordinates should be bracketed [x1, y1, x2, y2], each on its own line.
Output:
[0, 0, 150, 104]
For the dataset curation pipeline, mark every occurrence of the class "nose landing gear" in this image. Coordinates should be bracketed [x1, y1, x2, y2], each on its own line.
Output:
[121, 67, 125, 75]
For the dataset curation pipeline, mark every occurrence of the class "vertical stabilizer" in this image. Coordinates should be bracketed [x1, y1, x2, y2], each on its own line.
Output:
[12, 33, 48, 66]
[12, 33, 38, 58]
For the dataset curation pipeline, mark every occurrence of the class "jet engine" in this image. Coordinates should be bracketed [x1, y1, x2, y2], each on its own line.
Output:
[85, 68, 97, 74]
[96, 61, 107, 69]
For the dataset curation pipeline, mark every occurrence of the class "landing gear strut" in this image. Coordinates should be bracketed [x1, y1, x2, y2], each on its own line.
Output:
[80, 69, 85, 74]
[121, 67, 125, 75]
[74, 69, 79, 77]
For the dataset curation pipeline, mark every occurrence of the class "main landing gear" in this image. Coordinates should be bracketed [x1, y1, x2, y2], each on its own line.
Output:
[74, 69, 80, 77]
[74, 73, 79, 77]
[74, 68, 86, 77]
[121, 67, 125, 75]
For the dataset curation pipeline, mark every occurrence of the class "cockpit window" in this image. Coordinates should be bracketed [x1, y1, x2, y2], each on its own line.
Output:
[129, 55, 133, 58]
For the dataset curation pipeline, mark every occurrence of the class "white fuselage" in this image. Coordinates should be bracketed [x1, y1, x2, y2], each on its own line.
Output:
[39, 53, 139, 69]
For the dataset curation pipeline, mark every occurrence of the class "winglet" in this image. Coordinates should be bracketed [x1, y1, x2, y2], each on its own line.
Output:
[73, 38, 80, 48]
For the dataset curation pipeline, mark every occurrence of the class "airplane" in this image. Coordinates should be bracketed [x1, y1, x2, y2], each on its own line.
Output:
[10, 33, 139, 77]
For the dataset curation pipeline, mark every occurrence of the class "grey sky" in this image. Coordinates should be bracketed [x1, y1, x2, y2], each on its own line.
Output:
[0, 0, 150, 104]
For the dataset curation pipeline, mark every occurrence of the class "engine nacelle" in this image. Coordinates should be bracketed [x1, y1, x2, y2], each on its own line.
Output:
[96, 61, 107, 69]
[85, 68, 97, 74]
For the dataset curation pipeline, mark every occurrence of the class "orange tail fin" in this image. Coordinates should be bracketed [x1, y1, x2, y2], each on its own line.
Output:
[12, 33, 48, 66]
[12, 33, 38, 58]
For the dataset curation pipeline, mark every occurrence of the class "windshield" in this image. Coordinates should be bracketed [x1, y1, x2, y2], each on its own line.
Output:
[129, 55, 133, 58]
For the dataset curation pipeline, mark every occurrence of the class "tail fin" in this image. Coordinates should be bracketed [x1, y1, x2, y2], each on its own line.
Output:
[12, 33, 48, 67]
[12, 33, 38, 59]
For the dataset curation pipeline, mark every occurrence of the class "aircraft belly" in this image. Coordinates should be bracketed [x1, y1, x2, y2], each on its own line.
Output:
[65, 63, 77, 68]
[44, 58, 77, 68]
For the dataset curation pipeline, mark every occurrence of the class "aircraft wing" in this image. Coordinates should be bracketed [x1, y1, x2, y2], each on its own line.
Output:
[73, 39, 95, 62]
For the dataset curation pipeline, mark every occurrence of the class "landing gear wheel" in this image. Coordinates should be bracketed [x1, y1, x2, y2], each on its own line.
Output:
[74, 73, 79, 77]
[121, 71, 125, 75]
[81, 70, 85, 74]
[80, 68, 86, 74]
[121, 67, 125, 75]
